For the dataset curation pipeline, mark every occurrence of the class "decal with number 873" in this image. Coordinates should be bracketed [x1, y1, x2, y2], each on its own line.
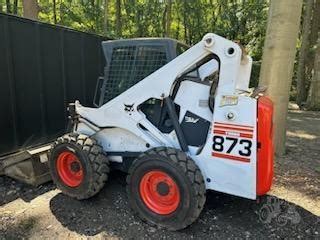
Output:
[211, 122, 254, 163]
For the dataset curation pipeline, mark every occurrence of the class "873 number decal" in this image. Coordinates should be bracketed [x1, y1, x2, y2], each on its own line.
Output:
[212, 136, 252, 157]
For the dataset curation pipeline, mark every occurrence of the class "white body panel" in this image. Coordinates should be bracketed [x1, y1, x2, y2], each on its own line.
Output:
[236, 56, 253, 92]
[193, 95, 257, 199]
[94, 128, 150, 153]
[75, 33, 258, 199]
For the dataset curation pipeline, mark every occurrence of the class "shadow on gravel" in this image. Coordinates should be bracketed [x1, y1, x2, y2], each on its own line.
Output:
[49, 171, 320, 239]
[0, 176, 55, 206]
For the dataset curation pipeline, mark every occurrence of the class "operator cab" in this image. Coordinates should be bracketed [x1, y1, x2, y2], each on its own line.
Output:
[93, 37, 220, 155]
[93, 38, 219, 108]
[94, 38, 189, 107]
[172, 54, 220, 153]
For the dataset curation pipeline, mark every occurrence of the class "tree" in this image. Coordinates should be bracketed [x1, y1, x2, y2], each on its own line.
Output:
[259, 0, 303, 156]
[308, 0, 320, 60]
[164, 0, 172, 37]
[6, 0, 11, 13]
[115, 0, 121, 37]
[309, 0, 320, 46]
[13, 0, 18, 14]
[296, 0, 313, 107]
[307, 34, 320, 109]
[22, 0, 39, 20]
[306, 0, 320, 106]
[53, 0, 57, 24]
[104, 0, 109, 35]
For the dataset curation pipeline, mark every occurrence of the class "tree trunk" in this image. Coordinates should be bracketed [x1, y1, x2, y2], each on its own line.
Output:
[22, 0, 39, 20]
[162, 5, 167, 37]
[116, 0, 122, 37]
[175, 2, 181, 40]
[306, 0, 320, 103]
[307, 34, 320, 109]
[259, 0, 303, 156]
[6, 0, 11, 13]
[13, 0, 18, 14]
[309, 0, 320, 47]
[104, 0, 108, 35]
[296, 0, 313, 107]
[53, 0, 57, 24]
[165, 0, 172, 37]
[59, 0, 64, 24]
[182, 0, 188, 44]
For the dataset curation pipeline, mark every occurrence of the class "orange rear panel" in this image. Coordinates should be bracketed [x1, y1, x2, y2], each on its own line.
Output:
[257, 96, 274, 196]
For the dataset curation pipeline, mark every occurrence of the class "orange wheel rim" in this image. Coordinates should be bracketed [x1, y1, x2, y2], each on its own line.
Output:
[139, 170, 180, 215]
[56, 151, 84, 187]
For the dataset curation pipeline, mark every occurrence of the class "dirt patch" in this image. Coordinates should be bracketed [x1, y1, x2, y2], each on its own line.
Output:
[273, 111, 320, 216]
[0, 110, 319, 239]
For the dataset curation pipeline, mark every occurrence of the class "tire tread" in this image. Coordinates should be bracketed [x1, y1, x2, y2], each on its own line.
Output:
[126, 147, 206, 230]
[50, 133, 109, 200]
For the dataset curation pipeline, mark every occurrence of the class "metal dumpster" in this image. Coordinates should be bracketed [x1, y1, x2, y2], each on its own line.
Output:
[0, 13, 110, 184]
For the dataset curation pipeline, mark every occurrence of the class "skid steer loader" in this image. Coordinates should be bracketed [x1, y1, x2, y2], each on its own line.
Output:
[49, 33, 274, 230]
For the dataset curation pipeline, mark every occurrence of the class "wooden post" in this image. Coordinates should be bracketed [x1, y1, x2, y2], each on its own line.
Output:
[259, 0, 303, 156]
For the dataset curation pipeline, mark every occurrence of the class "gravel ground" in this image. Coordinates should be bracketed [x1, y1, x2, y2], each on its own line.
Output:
[0, 110, 319, 239]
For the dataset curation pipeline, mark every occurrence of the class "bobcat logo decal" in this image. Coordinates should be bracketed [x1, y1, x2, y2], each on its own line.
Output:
[124, 103, 134, 112]
[185, 116, 199, 124]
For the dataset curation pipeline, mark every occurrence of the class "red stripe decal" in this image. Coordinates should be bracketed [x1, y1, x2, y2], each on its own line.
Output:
[240, 133, 253, 139]
[212, 152, 250, 163]
[214, 122, 253, 129]
[214, 125, 253, 133]
[213, 129, 227, 135]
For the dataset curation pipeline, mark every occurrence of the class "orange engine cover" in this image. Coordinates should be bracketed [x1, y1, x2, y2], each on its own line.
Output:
[257, 96, 274, 196]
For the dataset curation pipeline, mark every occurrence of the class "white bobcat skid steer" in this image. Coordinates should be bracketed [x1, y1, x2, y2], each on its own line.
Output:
[49, 33, 274, 230]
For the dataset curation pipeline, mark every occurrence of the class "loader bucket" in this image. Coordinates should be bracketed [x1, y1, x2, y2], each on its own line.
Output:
[0, 146, 51, 186]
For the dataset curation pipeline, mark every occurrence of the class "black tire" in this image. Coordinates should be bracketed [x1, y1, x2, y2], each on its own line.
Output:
[126, 147, 206, 230]
[49, 133, 109, 200]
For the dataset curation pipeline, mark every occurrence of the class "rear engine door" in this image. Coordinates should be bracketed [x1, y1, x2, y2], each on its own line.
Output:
[195, 94, 257, 199]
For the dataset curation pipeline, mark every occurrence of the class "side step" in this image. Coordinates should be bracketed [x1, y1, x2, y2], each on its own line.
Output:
[0, 145, 52, 186]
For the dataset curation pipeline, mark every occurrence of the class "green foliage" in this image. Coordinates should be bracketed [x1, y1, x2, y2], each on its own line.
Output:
[4, 0, 270, 86]
[38, 0, 105, 34]
[37, 1, 269, 49]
